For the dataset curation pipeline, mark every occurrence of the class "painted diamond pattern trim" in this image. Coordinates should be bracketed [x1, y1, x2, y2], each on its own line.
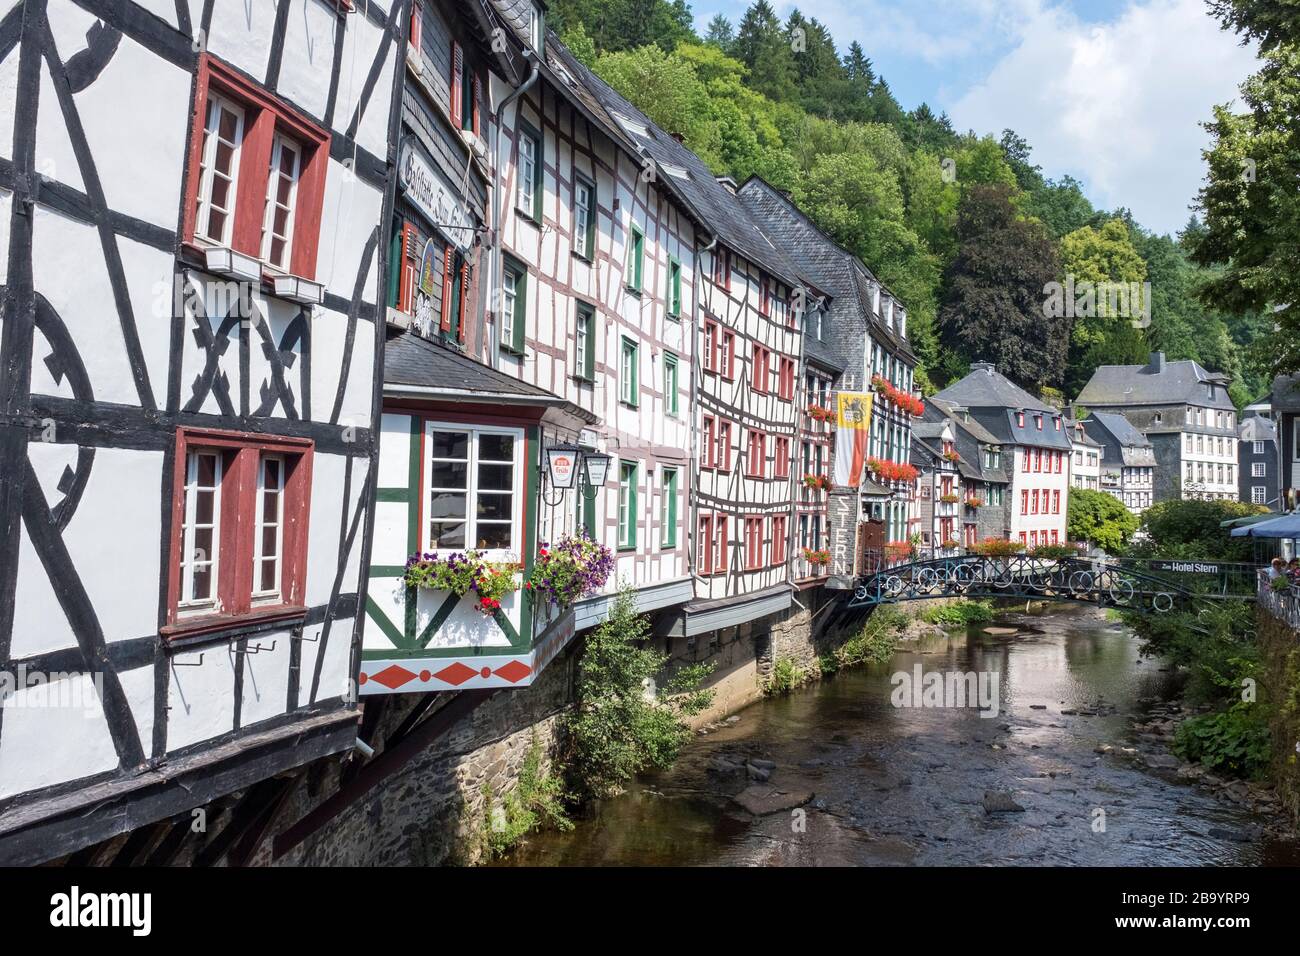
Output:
[370, 664, 417, 690]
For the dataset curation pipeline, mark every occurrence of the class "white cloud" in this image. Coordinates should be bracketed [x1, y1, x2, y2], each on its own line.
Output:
[948, 0, 1259, 233]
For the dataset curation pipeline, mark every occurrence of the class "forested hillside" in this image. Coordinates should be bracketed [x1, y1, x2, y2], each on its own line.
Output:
[549, 0, 1272, 405]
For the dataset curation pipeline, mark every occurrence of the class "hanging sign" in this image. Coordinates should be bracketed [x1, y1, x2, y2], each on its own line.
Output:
[418, 239, 437, 295]
[399, 139, 475, 252]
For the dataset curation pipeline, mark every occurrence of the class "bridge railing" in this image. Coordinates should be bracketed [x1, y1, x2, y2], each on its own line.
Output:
[1113, 558, 1260, 598]
[1257, 570, 1300, 631]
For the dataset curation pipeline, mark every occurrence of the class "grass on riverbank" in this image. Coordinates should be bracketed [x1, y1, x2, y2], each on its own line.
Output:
[920, 599, 995, 628]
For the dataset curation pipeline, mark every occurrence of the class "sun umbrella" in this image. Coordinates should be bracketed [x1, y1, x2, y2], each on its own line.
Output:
[1229, 511, 1300, 539]
[1220, 512, 1275, 529]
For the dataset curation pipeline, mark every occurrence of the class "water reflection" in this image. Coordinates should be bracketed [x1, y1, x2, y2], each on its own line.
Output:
[502, 606, 1296, 867]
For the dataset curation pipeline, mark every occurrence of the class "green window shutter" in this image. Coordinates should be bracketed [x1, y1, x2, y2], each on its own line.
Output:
[387, 226, 403, 308]
[664, 352, 678, 416]
[668, 257, 681, 316]
[532, 130, 543, 223]
[584, 309, 595, 379]
[627, 224, 643, 292]
[662, 468, 677, 547]
[513, 264, 527, 351]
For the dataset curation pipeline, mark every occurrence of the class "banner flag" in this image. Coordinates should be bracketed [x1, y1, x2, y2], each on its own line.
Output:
[832, 392, 873, 488]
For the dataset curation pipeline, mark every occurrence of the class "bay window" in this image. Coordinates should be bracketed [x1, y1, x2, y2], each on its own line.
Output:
[425, 425, 521, 555]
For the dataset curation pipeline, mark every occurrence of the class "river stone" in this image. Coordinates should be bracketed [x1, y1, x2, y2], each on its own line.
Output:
[749, 758, 776, 770]
[983, 626, 1019, 636]
[982, 791, 1026, 814]
[732, 785, 814, 815]
[746, 763, 772, 782]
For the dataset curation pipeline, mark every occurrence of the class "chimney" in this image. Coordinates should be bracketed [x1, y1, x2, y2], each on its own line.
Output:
[970, 362, 995, 374]
[716, 176, 737, 195]
[1147, 351, 1166, 373]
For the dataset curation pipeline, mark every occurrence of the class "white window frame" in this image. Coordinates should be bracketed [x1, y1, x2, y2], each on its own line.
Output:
[501, 269, 518, 347]
[252, 454, 285, 602]
[423, 423, 524, 560]
[1252, 485, 1266, 504]
[195, 93, 245, 248]
[179, 450, 223, 614]
[517, 133, 537, 218]
[1252, 461, 1266, 478]
[573, 176, 592, 257]
[260, 133, 301, 271]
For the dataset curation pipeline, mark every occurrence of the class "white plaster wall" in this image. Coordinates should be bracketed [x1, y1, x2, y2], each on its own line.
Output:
[167, 642, 237, 752]
[240, 630, 293, 727]
[202, 0, 277, 83]
[277, 0, 342, 121]
[0, 673, 122, 800]
[297, 617, 355, 706]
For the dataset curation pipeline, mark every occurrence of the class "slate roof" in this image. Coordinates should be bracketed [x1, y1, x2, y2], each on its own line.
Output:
[1272, 374, 1300, 412]
[924, 398, 1010, 484]
[1066, 418, 1102, 447]
[1086, 411, 1151, 449]
[1082, 412, 1157, 468]
[1076, 353, 1235, 410]
[934, 363, 1054, 412]
[1239, 415, 1277, 443]
[547, 43, 802, 288]
[385, 330, 562, 400]
[735, 178, 917, 372]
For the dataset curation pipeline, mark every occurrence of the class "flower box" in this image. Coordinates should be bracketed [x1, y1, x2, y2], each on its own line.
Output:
[939, 493, 960, 504]
[802, 548, 832, 567]
[940, 539, 961, 551]
[524, 531, 614, 609]
[866, 457, 919, 483]
[807, 405, 835, 423]
[802, 473, 832, 491]
[404, 550, 520, 616]
[965, 497, 984, 508]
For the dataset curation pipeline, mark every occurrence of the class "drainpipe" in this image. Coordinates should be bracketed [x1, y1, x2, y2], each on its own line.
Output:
[687, 234, 717, 584]
[488, 50, 539, 369]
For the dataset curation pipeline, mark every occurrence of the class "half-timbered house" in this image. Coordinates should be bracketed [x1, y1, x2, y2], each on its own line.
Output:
[0, 0, 403, 864]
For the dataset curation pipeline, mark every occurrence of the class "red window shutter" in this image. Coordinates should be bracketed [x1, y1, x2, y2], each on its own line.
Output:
[457, 260, 469, 341]
[472, 74, 482, 136]
[398, 222, 416, 313]
[440, 245, 454, 331]
[450, 42, 463, 128]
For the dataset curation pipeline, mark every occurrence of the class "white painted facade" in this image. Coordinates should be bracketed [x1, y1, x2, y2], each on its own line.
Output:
[0, 0, 399, 860]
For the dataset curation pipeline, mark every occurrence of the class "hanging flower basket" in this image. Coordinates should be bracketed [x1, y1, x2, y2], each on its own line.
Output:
[524, 531, 614, 609]
[807, 405, 835, 423]
[939, 493, 961, 504]
[802, 473, 832, 491]
[404, 550, 520, 616]
[802, 548, 831, 567]
[871, 375, 925, 418]
[866, 457, 919, 483]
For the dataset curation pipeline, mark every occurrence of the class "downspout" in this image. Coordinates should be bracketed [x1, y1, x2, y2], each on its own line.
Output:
[786, 289, 811, 595]
[488, 50, 539, 369]
[687, 234, 716, 584]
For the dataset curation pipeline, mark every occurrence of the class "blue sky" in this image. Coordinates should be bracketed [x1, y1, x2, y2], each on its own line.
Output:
[696, 0, 1260, 235]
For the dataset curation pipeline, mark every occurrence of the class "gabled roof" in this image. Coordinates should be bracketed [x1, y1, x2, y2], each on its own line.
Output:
[934, 363, 1053, 412]
[1239, 415, 1277, 442]
[548, 43, 802, 288]
[1273, 373, 1300, 413]
[1076, 353, 1235, 410]
[1085, 411, 1151, 449]
[735, 178, 916, 370]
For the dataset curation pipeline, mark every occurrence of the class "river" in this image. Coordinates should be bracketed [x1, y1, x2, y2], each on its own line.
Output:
[501, 605, 1299, 866]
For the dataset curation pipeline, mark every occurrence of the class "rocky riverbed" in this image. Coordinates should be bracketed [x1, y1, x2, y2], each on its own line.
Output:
[500, 604, 1299, 866]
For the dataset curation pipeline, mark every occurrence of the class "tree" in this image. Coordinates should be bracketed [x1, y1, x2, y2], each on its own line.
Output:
[1207, 0, 1300, 50]
[1067, 487, 1140, 554]
[1059, 218, 1152, 394]
[563, 590, 713, 801]
[733, 1, 797, 102]
[703, 13, 735, 51]
[1023, 175, 1095, 239]
[594, 45, 719, 161]
[1189, 44, 1300, 380]
[1129, 499, 1266, 562]
[937, 184, 1067, 389]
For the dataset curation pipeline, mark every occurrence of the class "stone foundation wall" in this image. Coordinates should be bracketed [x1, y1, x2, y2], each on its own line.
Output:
[1257, 607, 1300, 829]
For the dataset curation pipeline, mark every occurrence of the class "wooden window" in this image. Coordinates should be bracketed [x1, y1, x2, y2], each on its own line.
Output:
[752, 345, 770, 394]
[166, 429, 313, 636]
[715, 515, 730, 573]
[450, 42, 479, 134]
[501, 256, 526, 353]
[703, 416, 716, 468]
[778, 357, 795, 401]
[760, 272, 772, 316]
[409, 2, 423, 52]
[717, 420, 732, 472]
[1052, 490, 1061, 514]
[745, 517, 765, 570]
[713, 247, 730, 291]
[626, 222, 644, 292]
[1021, 489, 1028, 515]
[698, 514, 715, 574]
[620, 336, 639, 406]
[771, 515, 787, 566]
[746, 430, 766, 478]
[661, 467, 678, 548]
[773, 436, 790, 479]
[516, 121, 542, 222]
[573, 173, 596, 260]
[575, 301, 595, 381]
[663, 351, 679, 416]
[426, 426, 520, 554]
[667, 256, 682, 317]
[184, 55, 330, 279]
[704, 320, 719, 373]
[722, 330, 736, 380]
[618, 461, 638, 550]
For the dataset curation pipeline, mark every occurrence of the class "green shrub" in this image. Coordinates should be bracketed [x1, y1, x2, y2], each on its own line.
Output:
[765, 657, 804, 696]
[1172, 703, 1272, 780]
[563, 588, 714, 802]
[834, 606, 908, 668]
[921, 599, 995, 627]
[478, 733, 572, 859]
